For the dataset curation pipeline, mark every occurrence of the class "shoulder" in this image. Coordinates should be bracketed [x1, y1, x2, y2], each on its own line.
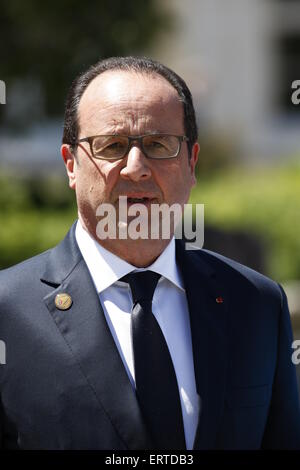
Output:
[187, 246, 283, 303]
[0, 222, 78, 296]
[0, 249, 51, 299]
[0, 249, 50, 278]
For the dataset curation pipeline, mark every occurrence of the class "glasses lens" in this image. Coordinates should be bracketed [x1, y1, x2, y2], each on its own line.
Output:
[92, 136, 128, 159]
[143, 135, 179, 158]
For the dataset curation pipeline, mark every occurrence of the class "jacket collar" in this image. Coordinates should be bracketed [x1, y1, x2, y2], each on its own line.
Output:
[41, 223, 229, 450]
[176, 240, 229, 449]
[41, 222, 82, 286]
[41, 222, 152, 449]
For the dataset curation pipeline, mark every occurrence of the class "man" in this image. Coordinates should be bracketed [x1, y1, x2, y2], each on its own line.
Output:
[0, 56, 300, 450]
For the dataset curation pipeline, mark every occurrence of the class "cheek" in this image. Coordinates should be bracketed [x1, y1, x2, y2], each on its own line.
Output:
[75, 159, 121, 199]
[156, 160, 193, 197]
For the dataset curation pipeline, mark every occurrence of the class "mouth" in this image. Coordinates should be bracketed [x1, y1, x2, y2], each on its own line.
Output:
[127, 197, 152, 204]
[118, 194, 158, 205]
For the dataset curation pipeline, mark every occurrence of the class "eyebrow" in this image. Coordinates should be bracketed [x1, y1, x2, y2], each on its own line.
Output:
[93, 126, 168, 135]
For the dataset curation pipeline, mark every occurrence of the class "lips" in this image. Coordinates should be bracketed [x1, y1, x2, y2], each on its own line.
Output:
[118, 193, 158, 204]
[128, 197, 151, 203]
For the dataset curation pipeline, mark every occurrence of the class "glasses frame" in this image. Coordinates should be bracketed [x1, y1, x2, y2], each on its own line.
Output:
[74, 134, 189, 160]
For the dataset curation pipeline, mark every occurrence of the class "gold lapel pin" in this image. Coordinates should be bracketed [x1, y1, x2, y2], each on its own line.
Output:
[55, 293, 73, 311]
[216, 296, 224, 304]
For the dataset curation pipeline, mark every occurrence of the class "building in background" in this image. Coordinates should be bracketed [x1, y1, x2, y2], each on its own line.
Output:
[0, 0, 299, 169]
[154, 0, 300, 163]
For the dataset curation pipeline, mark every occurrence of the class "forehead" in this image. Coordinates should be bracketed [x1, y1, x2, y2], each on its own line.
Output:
[77, 70, 183, 134]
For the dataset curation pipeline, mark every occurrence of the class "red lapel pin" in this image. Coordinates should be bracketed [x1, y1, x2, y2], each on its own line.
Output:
[216, 296, 224, 304]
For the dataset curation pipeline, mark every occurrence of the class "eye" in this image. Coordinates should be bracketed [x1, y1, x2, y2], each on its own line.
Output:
[145, 137, 168, 150]
[150, 140, 165, 148]
[93, 136, 127, 155]
[143, 135, 179, 158]
[104, 141, 125, 150]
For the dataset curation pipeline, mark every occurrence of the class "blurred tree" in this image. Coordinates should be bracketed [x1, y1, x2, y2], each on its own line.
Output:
[195, 132, 237, 179]
[0, 0, 172, 126]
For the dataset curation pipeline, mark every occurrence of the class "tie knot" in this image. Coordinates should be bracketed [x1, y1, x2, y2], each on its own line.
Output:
[121, 271, 161, 304]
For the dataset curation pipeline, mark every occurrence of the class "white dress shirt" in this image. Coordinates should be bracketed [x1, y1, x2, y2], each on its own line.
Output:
[75, 220, 200, 449]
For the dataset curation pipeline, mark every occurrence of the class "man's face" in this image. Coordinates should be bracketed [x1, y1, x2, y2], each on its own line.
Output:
[61, 70, 199, 252]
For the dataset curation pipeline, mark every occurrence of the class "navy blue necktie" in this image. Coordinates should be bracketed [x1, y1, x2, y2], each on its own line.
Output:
[121, 271, 186, 449]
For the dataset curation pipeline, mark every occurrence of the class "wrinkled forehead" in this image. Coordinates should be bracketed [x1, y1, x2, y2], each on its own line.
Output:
[77, 70, 183, 132]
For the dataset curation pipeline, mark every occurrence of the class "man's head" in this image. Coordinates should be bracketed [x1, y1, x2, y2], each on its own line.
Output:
[62, 56, 198, 157]
[61, 56, 200, 266]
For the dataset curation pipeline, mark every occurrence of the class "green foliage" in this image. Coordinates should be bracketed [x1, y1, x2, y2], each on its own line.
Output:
[0, 172, 77, 268]
[190, 160, 300, 281]
[1, 162, 300, 282]
[195, 133, 237, 178]
[0, 210, 76, 268]
[0, 0, 172, 122]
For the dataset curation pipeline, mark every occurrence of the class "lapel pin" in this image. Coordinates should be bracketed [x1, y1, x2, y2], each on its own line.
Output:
[55, 293, 73, 311]
[216, 296, 224, 304]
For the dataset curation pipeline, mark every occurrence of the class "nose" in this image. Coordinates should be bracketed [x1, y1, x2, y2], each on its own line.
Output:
[119, 145, 152, 182]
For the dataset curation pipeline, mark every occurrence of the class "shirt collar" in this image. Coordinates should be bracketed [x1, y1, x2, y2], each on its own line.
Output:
[75, 220, 184, 293]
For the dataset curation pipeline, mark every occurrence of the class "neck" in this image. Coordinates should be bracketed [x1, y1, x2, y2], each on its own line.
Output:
[79, 214, 171, 267]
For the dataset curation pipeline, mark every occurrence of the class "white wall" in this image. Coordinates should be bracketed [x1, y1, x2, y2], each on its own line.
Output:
[155, 0, 300, 160]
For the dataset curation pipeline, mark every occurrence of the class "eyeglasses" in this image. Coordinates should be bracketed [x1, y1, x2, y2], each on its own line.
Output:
[74, 134, 189, 160]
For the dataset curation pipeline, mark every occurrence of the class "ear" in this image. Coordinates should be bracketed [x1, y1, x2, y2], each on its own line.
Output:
[61, 144, 77, 190]
[190, 142, 200, 187]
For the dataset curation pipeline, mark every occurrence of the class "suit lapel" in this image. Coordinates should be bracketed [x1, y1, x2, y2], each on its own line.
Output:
[40, 224, 228, 450]
[176, 240, 229, 449]
[41, 223, 151, 449]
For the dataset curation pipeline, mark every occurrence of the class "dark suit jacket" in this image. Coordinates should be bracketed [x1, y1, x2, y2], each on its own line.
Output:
[0, 222, 300, 449]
